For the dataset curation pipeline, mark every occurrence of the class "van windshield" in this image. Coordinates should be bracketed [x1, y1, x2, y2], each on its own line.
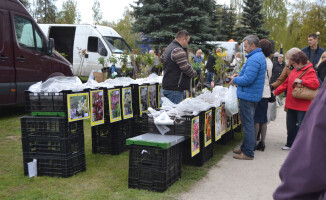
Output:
[103, 36, 132, 54]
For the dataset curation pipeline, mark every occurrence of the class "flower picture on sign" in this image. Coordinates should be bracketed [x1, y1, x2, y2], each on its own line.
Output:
[191, 116, 200, 157]
[108, 89, 121, 123]
[139, 86, 148, 115]
[215, 107, 222, 141]
[122, 87, 133, 119]
[227, 116, 232, 132]
[148, 85, 157, 109]
[158, 85, 163, 108]
[90, 90, 104, 126]
[238, 112, 241, 125]
[67, 93, 90, 122]
[221, 105, 227, 135]
[204, 110, 212, 147]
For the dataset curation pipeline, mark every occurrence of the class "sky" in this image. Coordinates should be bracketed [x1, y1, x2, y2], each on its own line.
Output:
[55, 0, 230, 24]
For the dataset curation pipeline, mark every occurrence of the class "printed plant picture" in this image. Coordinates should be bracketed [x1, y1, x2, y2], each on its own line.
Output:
[122, 87, 133, 119]
[191, 116, 200, 157]
[158, 85, 163, 108]
[139, 86, 148, 115]
[215, 107, 222, 141]
[204, 110, 212, 147]
[90, 90, 104, 126]
[148, 85, 157, 109]
[238, 112, 241, 125]
[108, 89, 121, 123]
[221, 105, 227, 135]
[67, 93, 90, 122]
[227, 116, 232, 132]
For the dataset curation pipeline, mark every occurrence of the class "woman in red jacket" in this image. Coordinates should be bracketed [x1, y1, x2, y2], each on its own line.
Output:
[274, 51, 320, 150]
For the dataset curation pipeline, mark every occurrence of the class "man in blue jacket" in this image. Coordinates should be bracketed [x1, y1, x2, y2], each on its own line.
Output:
[230, 35, 266, 160]
[302, 33, 325, 68]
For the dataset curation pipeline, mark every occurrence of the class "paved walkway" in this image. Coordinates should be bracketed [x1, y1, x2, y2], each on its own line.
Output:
[178, 106, 289, 200]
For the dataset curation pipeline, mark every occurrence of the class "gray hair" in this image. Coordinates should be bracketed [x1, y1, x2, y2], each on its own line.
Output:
[284, 47, 301, 62]
[243, 35, 260, 47]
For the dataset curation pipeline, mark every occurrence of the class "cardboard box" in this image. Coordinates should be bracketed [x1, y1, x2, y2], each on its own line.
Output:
[93, 72, 107, 83]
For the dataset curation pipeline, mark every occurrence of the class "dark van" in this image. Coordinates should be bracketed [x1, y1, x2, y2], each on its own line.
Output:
[0, 0, 73, 106]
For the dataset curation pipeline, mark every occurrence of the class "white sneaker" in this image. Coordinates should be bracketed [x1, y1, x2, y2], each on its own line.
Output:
[282, 146, 291, 150]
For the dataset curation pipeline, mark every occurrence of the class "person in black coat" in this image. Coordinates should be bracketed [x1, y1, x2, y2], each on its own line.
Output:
[270, 54, 285, 84]
[317, 60, 326, 83]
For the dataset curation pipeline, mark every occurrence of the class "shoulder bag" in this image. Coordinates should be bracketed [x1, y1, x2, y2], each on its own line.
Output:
[292, 67, 319, 100]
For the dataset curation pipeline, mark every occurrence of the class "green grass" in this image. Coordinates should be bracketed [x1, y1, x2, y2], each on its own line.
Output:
[0, 106, 243, 200]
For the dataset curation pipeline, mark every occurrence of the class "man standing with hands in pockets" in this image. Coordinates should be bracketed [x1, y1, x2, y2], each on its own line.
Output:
[229, 35, 266, 160]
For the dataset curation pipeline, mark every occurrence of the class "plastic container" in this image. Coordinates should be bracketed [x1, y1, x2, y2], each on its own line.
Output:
[127, 133, 184, 192]
[23, 152, 86, 178]
[20, 116, 84, 138]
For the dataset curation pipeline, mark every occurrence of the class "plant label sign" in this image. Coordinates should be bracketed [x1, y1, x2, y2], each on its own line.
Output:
[204, 110, 212, 147]
[191, 116, 200, 157]
[139, 86, 148, 115]
[148, 85, 157, 109]
[215, 107, 222, 141]
[108, 89, 122, 123]
[122, 87, 133, 119]
[221, 105, 227, 136]
[67, 92, 90, 122]
[90, 90, 105, 126]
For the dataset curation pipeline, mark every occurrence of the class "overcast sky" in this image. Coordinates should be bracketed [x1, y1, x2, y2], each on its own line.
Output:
[55, 0, 230, 24]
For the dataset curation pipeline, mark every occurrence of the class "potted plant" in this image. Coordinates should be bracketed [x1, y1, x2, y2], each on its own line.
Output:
[108, 55, 118, 78]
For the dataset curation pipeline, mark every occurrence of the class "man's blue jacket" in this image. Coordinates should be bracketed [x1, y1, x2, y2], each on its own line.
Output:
[233, 48, 266, 102]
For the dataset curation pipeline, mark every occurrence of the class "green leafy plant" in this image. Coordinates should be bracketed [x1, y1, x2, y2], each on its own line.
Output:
[213, 51, 228, 84]
[108, 54, 118, 65]
[119, 51, 129, 77]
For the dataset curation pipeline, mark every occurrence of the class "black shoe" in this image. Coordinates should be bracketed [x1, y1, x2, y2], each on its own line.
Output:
[256, 141, 265, 151]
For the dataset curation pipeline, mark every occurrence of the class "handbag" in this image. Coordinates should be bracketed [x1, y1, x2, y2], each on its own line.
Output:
[266, 69, 276, 102]
[292, 67, 319, 100]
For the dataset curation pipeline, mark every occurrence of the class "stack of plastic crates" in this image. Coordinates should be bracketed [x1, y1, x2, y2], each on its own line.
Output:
[141, 109, 213, 167]
[22, 91, 86, 178]
[91, 118, 134, 155]
[127, 133, 185, 192]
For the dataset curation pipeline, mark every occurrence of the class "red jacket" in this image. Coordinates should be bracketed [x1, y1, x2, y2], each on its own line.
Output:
[274, 63, 320, 111]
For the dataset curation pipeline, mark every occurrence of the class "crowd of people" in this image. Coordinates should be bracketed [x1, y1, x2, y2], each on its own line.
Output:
[159, 30, 326, 198]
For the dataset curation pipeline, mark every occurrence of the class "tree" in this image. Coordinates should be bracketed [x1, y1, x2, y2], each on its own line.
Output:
[235, 0, 269, 41]
[261, 0, 287, 52]
[108, 10, 141, 49]
[92, 0, 103, 25]
[216, 5, 236, 41]
[35, 0, 57, 23]
[57, 0, 81, 24]
[132, 0, 219, 52]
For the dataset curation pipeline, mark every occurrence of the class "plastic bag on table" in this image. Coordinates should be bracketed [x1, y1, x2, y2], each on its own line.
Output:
[267, 102, 277, 123]
[225, 85, 238, 117]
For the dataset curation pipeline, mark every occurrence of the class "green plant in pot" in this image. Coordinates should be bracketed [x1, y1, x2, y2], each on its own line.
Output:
[98, 57, 108, 80]
[119, 51, 129, 77]
[108, 55, 118, 78]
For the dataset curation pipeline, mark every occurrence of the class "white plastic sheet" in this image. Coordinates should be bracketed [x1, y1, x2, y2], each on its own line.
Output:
[225, 85, 239, 117]
[28, 76, 86, 92]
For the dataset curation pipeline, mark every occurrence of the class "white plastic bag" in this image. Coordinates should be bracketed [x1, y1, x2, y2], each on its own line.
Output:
[225, 85, 238, 117]
[267, 102, 277, 122]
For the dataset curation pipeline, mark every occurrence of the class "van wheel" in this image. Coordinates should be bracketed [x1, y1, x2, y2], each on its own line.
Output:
[47, 72, 65, 80]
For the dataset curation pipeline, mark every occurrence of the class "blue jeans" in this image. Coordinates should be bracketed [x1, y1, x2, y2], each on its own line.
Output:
[286, 109, 306, 147]
[206, 71, 214, 85]
[162, 89, 184, 104]
[240, 99, 257, 158]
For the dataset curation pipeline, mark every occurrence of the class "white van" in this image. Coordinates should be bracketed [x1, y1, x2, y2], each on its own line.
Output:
[39, 24, 132, 76]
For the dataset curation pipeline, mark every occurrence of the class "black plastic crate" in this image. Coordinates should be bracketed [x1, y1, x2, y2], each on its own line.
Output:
[182, 131, 214, 167]
[128, 160, 181, 192]
[129, 144, 182, 170]
[22, 135, 84, 157]
[25, 90, 73, 112]
[141, 113, 199, 137]
[91, 120, 133, 154]
[23, 152, 86, 178]
[218, 130, 234, 145]
[20, 116, 84, 138]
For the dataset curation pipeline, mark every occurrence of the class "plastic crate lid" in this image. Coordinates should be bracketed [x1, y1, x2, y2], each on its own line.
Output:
[126, 133, 185, 149]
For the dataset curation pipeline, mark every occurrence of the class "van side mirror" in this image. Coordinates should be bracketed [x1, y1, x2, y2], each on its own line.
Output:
[47, 38, 54, 55]
[99, 48, 108, 56]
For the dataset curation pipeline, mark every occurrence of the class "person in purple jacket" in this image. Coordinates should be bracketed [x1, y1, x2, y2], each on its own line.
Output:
[273, 80, 326, 199]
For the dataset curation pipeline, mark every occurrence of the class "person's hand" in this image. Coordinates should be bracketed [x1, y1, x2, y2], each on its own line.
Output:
[294, 78, 302, 84]
[231, 74, 239, 78]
